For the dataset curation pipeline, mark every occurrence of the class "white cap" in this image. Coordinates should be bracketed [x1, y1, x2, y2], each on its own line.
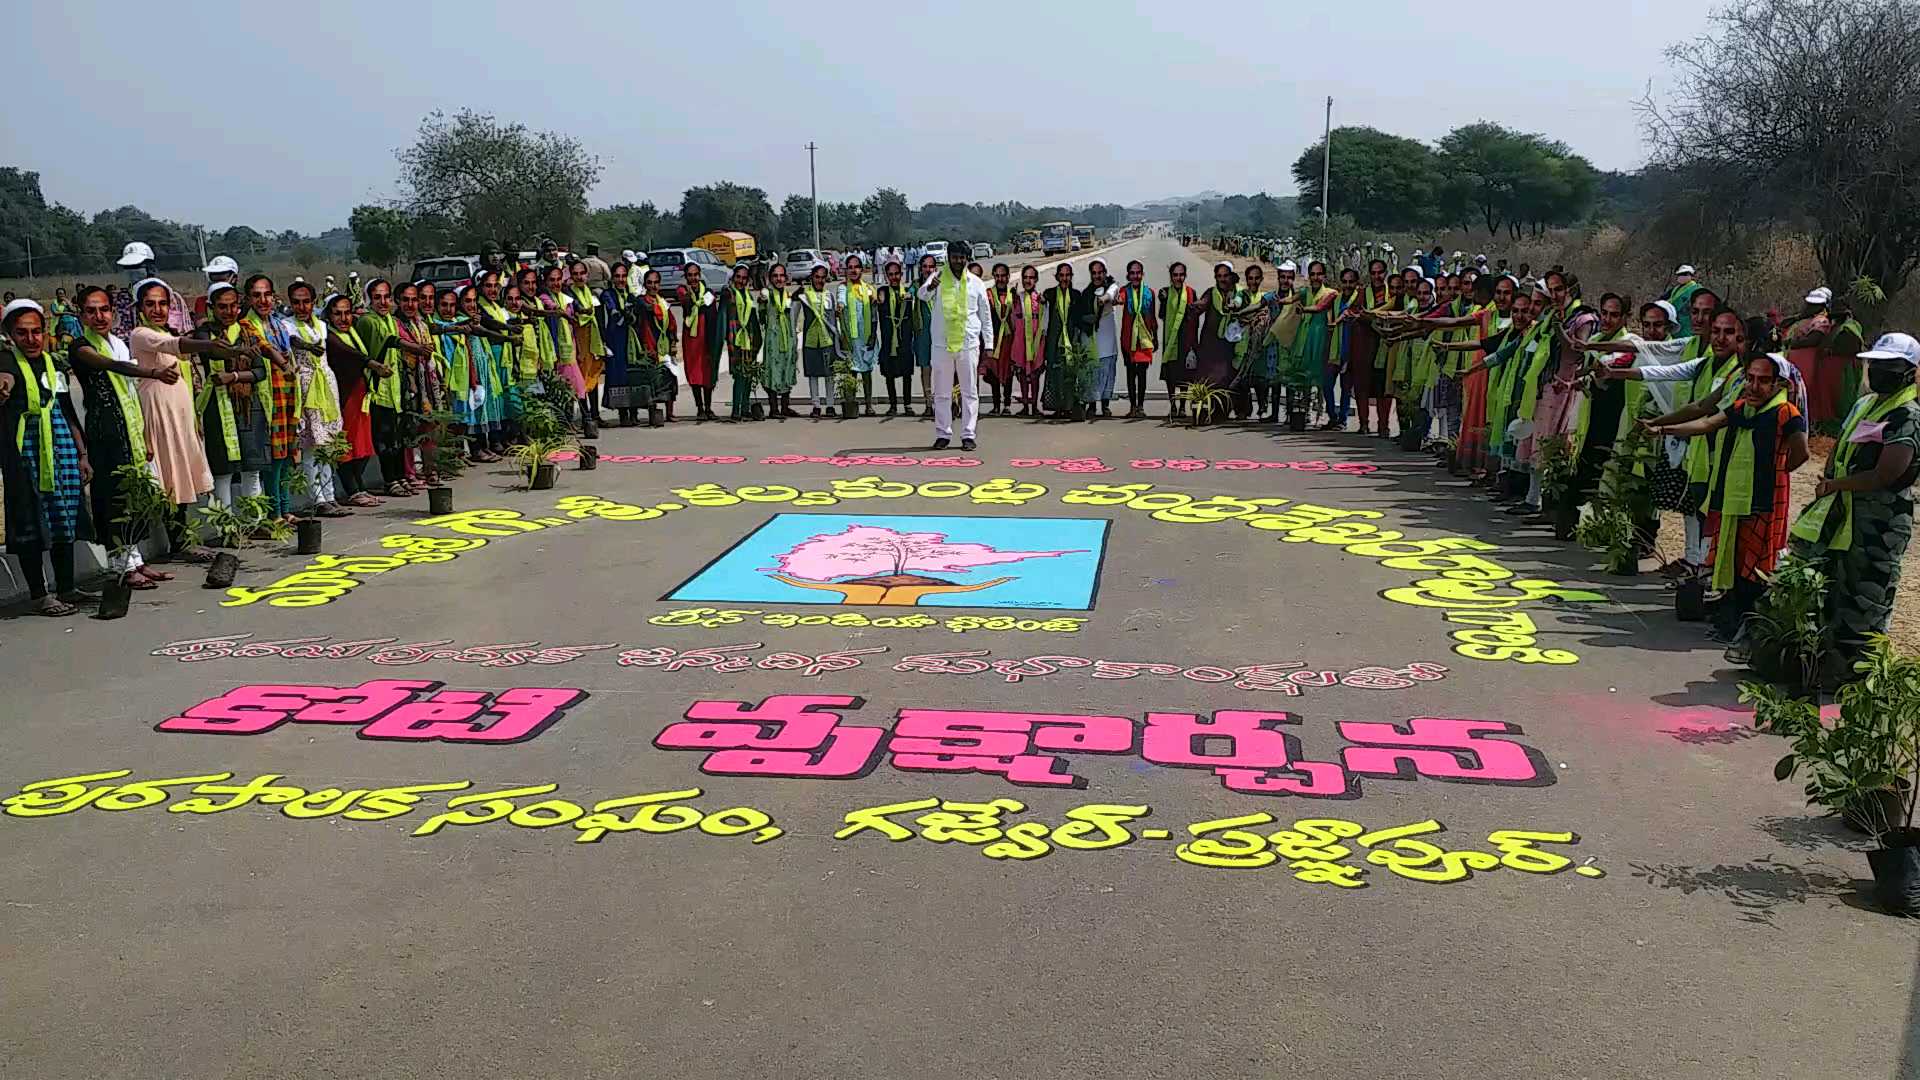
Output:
[1804, 287, 1832, 305]
[1276, 260, 1298, 272]
[2, 298, 46, 325]
[621, 249, 636, 262]
[1474, 253, 1488, 263]
[116, 241, 155, 267]
[1651, 300, 1678, 323]
[1859, 332, 1920, 365]
[204, 254, 239, 276]
[207, 282, 236, 299]
[1675, 264, 1696, 276]
[349, 271, 360, 278]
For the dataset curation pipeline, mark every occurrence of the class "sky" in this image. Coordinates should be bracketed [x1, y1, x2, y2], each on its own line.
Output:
[7, 0, 1719, 234]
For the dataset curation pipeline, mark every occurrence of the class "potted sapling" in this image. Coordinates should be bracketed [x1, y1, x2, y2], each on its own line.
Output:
[279, 466, 324, 555]
[513, 433, 574, 490]
[1181, 381, 1232, 429]
[1534, 434, 1579, 541]
[100, 463, 172, 619]
[1745, 637, 1920, 914]
[832, 355, 858, 419]
[429, 445, 466, 513]
[1395, 383, 1425, 452]
[1745, 552, 1831, 694]
[1576, 494, 1638, 575]
[1063, 336, 1099, 422]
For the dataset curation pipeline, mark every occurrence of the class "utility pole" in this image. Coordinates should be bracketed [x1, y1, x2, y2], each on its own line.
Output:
[806, 142, 821, 250]
[23, 235, 31, 282]
[1321, 96, 1333, 258]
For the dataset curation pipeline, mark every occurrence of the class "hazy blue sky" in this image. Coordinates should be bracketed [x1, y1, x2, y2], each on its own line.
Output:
[10, 0, 1719, 232]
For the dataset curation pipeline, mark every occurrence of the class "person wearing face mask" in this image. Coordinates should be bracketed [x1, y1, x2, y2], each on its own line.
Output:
[1645, 352, 1809, 651]
[0, 300, 97, 614]
[1790, 333, 1920, 678]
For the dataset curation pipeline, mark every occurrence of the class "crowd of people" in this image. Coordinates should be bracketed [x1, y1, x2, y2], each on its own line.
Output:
[1, 235, 1913, 685]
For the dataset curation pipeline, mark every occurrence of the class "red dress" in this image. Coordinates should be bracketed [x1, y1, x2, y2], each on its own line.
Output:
[678, 286, 716, 387]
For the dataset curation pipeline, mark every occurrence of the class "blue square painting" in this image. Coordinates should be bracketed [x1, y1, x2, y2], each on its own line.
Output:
[667, 514, 1109, 610]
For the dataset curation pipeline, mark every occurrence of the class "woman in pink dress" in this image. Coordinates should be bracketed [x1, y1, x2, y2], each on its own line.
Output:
[1005, 265, 1046, 416]
[127, 278, 239, 558]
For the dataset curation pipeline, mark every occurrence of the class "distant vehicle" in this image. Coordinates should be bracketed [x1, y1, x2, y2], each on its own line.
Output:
[970, 242, 994, 259]
[1040, 221, 1072, 256]
[922, 240, 950, 263]
[410, 255, 480, 291]
[1013, 230, 1040, 253]
[693, 230, 757, 265]
[784, 248, 834, 281]
[1073, 224, 1096, 251]
[646, 247, 731, 291]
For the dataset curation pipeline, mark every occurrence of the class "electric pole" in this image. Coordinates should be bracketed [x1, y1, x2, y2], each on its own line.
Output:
[806, 142, 820, 250]
[1321, 96, 1333, 257]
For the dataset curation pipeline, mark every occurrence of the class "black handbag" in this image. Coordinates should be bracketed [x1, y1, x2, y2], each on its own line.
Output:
[1652, 459, 1691, 511]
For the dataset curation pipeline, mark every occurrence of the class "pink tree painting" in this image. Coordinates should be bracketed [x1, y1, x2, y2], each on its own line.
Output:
[758, 524, 1086, 605]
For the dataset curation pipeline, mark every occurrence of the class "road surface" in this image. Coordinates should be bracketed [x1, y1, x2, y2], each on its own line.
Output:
[3, 255, 1915, 1079]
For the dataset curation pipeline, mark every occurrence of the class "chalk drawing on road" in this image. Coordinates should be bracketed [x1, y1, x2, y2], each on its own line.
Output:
[665, 514, 1109, 609]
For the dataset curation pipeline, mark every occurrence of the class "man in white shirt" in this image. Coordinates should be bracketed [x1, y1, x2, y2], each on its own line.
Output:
[916, 237, 994, 451]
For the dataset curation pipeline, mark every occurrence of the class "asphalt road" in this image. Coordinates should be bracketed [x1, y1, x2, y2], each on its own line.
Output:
[4, 264, 1917, 1078]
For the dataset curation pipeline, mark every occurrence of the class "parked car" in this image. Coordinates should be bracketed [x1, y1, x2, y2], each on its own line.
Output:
[646, 247, 731, 291]
[970, 242, 994, 260]
[921, 240, 950, 264]
[784, 248, 834, 281]
[410, 255, 481, 291]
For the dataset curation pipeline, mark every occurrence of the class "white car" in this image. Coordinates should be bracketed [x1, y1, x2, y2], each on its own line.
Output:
[784, 248, 831, 281]
[970, 242, 994, 259]
[921, 240, 949, 263]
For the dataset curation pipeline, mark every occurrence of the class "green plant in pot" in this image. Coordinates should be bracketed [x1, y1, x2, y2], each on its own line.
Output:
[277, 466, 327, 554]
[1743, 636, 1920, 914]
[1534, 433, 1579, 539]
[513, 433, 576, 490]
[1575, 494, 1638, 574]
[100, 464, 172, 618]
[1181, 381, 1232, 428]
[831, 355, 858, 417]
[1062, 335, 1099, 421]
[1393, 383, 1424, 450]
[1746, 551, 1831, 691]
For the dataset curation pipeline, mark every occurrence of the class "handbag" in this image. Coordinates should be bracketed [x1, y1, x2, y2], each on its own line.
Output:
[1652, 459, 1690, 511]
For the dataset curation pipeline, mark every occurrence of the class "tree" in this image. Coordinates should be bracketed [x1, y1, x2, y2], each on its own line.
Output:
[349, 204, 410, 276]
[1640, 0, 1920, 314]
[581, 203, 665, 252]
[218, 225, 264, 257]
[679, 182, 777, 247]
[1435, 123, 1593, 237]
[777, 194, 816, 249]
[396, 109, 601, 250]
[292, 242, 322, 271]
[860, 188, 912, 247]
[1293, 127, 1439, 230]
[274, 229, 303, 251]
[820, 201, 863, 249]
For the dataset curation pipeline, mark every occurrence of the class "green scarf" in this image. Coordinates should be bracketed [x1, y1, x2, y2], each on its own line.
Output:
[85, 329, 146, 462]
[1569, 325, 1625, 460]
[731, 286, 758, 352]
[842, 280, 874, 345]
[356, 312, 402, 410]
[10, 347, 59, 491]
[1053, 286, 1072, 343]
[1514, 319, 1556, 423]
[1707, 389, 1789, 589]
[570, 286, 604, 357]
[1125, 284, 1155, 352]
[196, 323, 243, 460]
[290, 317, 340, 423]
[1684, 351, 1745, 484]
[1162, 286, 1189, 363]
[881, 287, 906, 350]
[684, 283, 708, 338]
[761, 288, 791, 351]
[1791, 385, 1918, 552]
[800, 287, 833, 349]
[939, 268, 968, 352]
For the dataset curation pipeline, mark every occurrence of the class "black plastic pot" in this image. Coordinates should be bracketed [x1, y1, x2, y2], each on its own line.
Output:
[1287, 410, 1308, 433]
[531, 463, 558, 490]
[750, 403, 766, 421]
[1845, 788, 1907, 835]
[1501, 470, 1529, 498]
[1868, 830, 1920, 915]
[205, 551, 240, 589]
[648, 405, 664, 428]
[1675, 579, 1708, 621]
[1552, 501, 1578, 542]
[1397, 425, 1423, 452]
[428, 485, 455, 515]
[1449, 451, 1467, 477]
[295, 518, 325, 555]
[1607, 551, 1638, 576]
[579, 445, 599, 471]
[97, 576, 133, 620]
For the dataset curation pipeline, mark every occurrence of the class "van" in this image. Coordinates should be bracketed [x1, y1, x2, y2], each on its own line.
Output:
[693, 231, 757, 266]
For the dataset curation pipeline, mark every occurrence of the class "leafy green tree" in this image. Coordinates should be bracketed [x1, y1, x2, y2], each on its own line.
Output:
[348, 204, 410, 275]
[396, 109, 601, 249]
[860, 188, 912, 247]
[679, 182, 777, 247]
[777, 194, 816, 249]
[1293, 127, 1439, 230]
[292, 242, 321, 270]
[581, 203, 665, 253]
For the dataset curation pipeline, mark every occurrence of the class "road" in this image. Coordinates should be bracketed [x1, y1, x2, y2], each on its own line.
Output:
[3, 258, 1917, 1079]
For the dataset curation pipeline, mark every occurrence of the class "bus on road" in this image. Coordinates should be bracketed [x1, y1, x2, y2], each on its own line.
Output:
[1040, 221, 1072, 255]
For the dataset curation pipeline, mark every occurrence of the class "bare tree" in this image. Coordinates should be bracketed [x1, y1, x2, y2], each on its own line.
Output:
[1640, 0, 1920, 318]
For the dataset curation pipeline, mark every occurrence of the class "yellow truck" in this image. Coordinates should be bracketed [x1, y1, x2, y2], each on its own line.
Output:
[693, 230, 757, 266]
[1014, 229, 1041, 253]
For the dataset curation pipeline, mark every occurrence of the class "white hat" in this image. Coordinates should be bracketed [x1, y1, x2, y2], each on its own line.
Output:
[1675, 264, 1696, 276]
[349, 271, 360, 278]
[1276, 260, 1298, 272]
[116, 241, 155, 267]
[1474, 253, 1488, 263]
[1381, 242, 1395, 251]
[207, 282, 236, 299]
[2, 297, 46, 325]
[1859, 332, 1920, 365]
[1651, 300, 1678, 323]
[204, 254, 239, 276]
[1804, 287, 1832, 305]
